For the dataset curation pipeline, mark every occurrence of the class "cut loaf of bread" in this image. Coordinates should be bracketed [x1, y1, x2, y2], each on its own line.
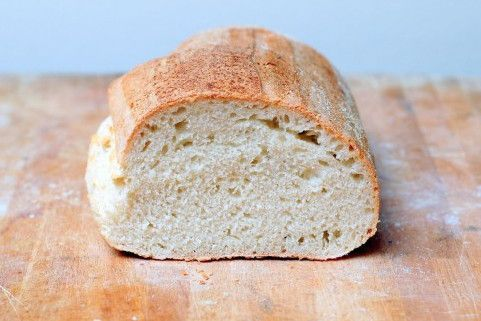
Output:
[86, 27, 380, 260]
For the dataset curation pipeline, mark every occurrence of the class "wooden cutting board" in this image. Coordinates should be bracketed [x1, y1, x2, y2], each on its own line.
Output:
[1, 76, 480, 321]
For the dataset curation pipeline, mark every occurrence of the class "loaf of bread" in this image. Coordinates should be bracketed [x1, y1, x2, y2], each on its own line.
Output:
[85, 27, 380, 260]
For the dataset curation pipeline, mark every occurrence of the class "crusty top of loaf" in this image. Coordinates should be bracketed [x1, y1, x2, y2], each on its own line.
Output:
[109, 28, 374, 173]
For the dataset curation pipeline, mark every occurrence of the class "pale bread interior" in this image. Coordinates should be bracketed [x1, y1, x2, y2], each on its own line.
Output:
[86, 102, 376, 260]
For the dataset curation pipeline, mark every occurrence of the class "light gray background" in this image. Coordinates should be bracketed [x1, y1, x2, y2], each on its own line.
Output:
[1, 0, 480, 75]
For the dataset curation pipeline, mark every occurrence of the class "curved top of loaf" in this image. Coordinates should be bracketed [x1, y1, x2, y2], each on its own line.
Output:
[109, 27, 374, 173]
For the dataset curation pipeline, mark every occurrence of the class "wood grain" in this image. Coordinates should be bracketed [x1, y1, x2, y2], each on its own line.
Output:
[0, 76, 480, 321]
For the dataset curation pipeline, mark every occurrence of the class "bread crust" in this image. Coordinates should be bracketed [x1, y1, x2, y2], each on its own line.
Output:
[108, 27, 380, 241]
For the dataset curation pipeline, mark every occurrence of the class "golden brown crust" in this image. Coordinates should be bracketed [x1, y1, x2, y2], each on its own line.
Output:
[108, 27, 380, 232]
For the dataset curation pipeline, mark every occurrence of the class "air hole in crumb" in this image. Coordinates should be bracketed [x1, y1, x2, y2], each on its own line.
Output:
[174, 119, 188, 132]
[281, 248, 287, 253]
[335, 144, 343, 151]
[260, 145, 268, 156]
[349, 145, 354, 152]
[259, 117, 279, 129]
[333, 230, 341, 238]
[300, 167, 317, 180]
[297, 130, 319, 145]
[283, 115, 290, 123]
[176, 187, 185, 194]
[293, 146, 307, 153]
[140, 132, 145, 138]
[322, 231, 330, 242]
[250, 155, 262, 165]
[351, 173, 364, 181]
[243, 212, 252, 218]
[171, 212, 177, 218]
[175, 139, 193, 150]
[150, 160, 159, 169]
[321, 187, 328, 193]
[228, 187, 240, 197]
[158, 243, 166, 249]
[331, 153, 337, 159]
[318, 159, 328, 166]
[207, 133, 215, 142]
[141, 140, 151, 152]
[296, 199, 301, 204]
[161, 144, 169, 155]
[342, 158, 356, 167]
[145, 123, 158, 132]
[298, 236, 305, 244]
[173, 107, 186, 115]
[180, 139, 193, 148]
[252, 251, 257, 254]
[310, 234, 317, 239]
[244, 127, 255, 135]
[229, 112, 237, 118]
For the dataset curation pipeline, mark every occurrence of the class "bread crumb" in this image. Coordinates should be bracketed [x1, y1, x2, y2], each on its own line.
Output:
[196, 269, 212, 281]
[181, 270, 189, 276]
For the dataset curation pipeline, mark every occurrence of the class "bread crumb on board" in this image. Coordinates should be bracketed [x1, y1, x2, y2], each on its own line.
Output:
[195, 269, 213, 284]
[197, 269, 213, 280]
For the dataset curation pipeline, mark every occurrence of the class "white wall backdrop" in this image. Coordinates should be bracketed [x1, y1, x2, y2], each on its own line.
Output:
[1, 0, 480, 75]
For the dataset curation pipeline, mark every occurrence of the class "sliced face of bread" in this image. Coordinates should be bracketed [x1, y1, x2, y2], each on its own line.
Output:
[86, 27, 379, 260]
[86, 101, 377, 260]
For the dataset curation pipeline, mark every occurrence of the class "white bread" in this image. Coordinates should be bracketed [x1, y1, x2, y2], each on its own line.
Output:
[85, 28, 380, 260]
